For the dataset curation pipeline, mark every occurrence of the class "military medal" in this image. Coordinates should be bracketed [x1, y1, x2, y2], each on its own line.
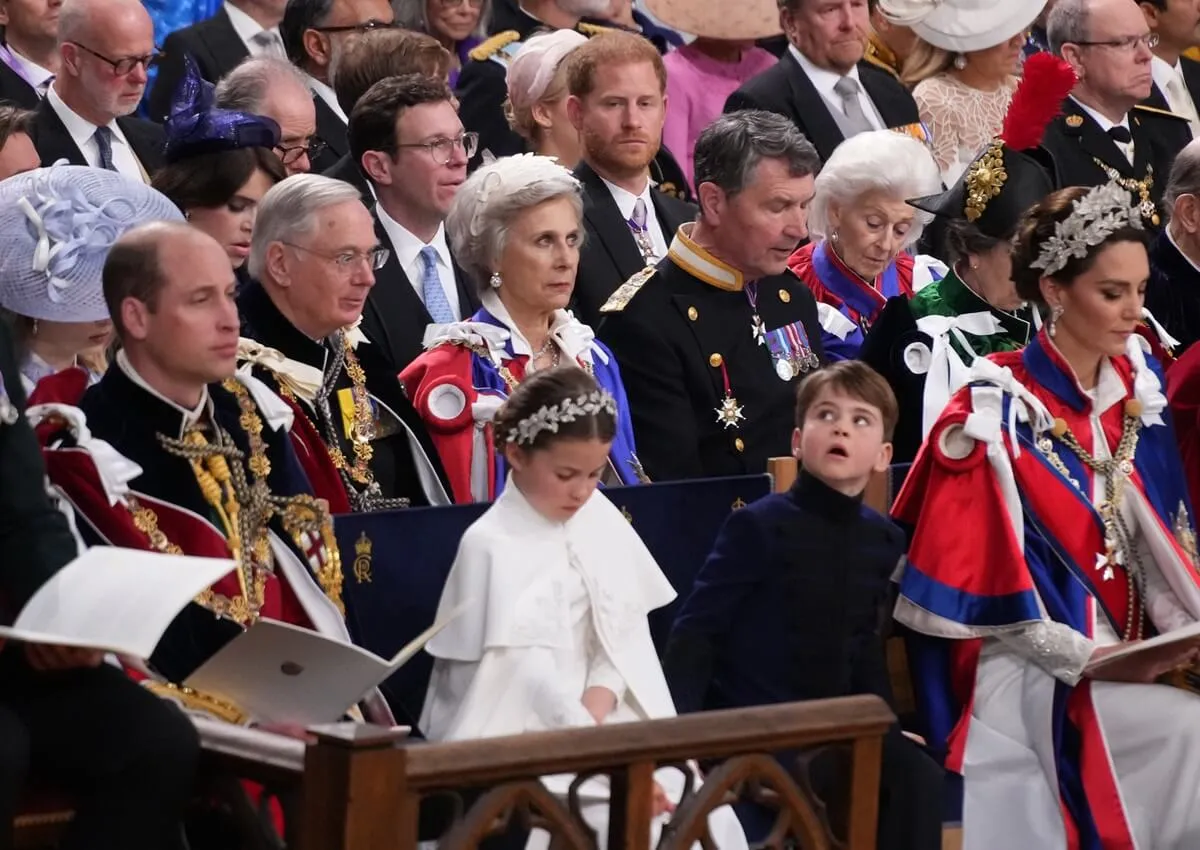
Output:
[765, 321, 819, 380]
[715, 395, 745, 429]
[746, 281, 765, 345]
[710, 360, 744, 429]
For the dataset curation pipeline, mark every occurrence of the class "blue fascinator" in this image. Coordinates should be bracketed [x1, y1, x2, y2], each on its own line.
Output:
[163, 55, 280, 163]
[0, 165, 183, 323]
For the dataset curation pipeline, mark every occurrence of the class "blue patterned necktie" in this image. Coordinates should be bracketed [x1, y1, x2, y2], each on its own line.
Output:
[420, 245, 455, 323]
[93, 125, 116, 171]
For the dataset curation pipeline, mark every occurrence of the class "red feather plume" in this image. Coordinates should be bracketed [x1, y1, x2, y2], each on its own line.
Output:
[998, 53, 1078, 152]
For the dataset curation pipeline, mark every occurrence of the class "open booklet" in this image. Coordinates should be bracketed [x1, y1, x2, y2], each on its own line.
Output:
[0, 547, 235, 657]
[1084, 619, 1200, 673]
[183, 601, 468, 727]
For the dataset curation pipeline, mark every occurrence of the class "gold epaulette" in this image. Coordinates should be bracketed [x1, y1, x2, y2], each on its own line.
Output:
[468, 30, 520, 63]
[1133, 103, 1190, 121]
[577, 21, 615, 38]
[600, 266, 657, 313]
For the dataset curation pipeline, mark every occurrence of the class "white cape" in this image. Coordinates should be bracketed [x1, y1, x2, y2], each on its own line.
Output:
[421, 483, 747, 849]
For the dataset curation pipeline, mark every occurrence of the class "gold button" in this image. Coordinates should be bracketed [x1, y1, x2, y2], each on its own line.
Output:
[778, 289, 791, 303]
[734, 438, 745, 452]
[687, 306, 698, 321]
[709, 353, 723, 368]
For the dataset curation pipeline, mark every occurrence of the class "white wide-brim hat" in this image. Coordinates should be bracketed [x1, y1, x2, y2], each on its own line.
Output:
[879, 0, 1047, 53]
[645, 0, 782, 41]
[0, 165, 183, 323]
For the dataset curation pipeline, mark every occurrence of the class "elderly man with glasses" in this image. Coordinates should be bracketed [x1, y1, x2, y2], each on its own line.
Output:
[278, 0, 397, 172]
[1041, 0, 1192, 224]
[33, 0, 164, 179]
[238, 173, 453, 512]
[215, 56, 327, 175]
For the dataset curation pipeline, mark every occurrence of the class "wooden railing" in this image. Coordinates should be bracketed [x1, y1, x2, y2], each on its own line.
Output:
[290, 695, 894, 850]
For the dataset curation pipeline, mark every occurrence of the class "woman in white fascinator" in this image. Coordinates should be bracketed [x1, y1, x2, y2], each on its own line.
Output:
[504, 29, 587, 168]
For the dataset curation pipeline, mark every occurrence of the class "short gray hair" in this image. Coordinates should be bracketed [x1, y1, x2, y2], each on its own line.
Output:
[215, 57, 311, 113]
[249, 174, 365, 279]
[446, 154, 584, 289]
[693, 111, 820, 214]
[1165, 138, 1200, 215]
[1048, 0, 1090, 55]
[807, 129, 942, 246]
[391, 0, 489, 39]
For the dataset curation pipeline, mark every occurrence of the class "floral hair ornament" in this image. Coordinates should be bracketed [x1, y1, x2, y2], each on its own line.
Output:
[505, 389, 618, 446]
[0, 165, 182, 322]
[1029, 181, 1144, 278]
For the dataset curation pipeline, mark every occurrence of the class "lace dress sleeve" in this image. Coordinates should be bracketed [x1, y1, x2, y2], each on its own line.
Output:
[913, 76, 961, 179]
[992, 621, 1095, 686]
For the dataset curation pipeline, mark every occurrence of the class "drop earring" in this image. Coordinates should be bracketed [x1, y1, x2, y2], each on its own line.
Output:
[954, 53, 968, 70]
[489, 272, 502, 289]
[31, 318, 38, 337]
[1049, 304, 1064, 338]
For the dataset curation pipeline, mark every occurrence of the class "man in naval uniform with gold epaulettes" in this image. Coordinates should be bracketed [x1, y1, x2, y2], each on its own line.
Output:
[596, 110, 826, 482]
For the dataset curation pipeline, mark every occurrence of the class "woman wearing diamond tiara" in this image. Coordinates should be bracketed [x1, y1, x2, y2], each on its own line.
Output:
[893, 182, 1200, 847]
[421, 367, 747, 850]
[400, 153, 642, 504]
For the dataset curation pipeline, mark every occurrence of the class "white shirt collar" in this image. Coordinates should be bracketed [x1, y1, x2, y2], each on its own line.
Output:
[1152, 54, 1177, 94]
[304, 71, 347, 124]
[1070, 94, 1130, 134]
[222, 1, 282, 52]
[46, 82, 130, 150]
[376, 203, 451, 274]
[1089, 356, 1127, 417]
[116, 349, 210, 432]
[788, 43, 862, 102]
[7, 46, 53, 90]
[599, 174, 654, 222]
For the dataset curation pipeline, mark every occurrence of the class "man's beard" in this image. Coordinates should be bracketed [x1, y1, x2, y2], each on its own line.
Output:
[583, 129, 660, 177]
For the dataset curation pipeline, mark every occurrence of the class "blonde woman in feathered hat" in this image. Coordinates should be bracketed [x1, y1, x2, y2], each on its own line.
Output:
[882, 0, 1048, 185]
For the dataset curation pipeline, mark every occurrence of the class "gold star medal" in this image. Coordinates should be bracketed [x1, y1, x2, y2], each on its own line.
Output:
[715, 395, 745, 429]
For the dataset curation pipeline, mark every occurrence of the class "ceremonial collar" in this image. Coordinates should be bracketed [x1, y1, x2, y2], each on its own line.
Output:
[666, 222, 746, 292]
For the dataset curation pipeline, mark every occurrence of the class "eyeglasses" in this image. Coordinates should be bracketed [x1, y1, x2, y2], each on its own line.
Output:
[281, 241, 390, 271]
[69, 42, 161, 75]
[311, 19, 399, 35]
[395, 132, 479, 165]
[1072, 33, 1159, 52]
[275, 137, 329, 166]
[437, 0, 485, 8]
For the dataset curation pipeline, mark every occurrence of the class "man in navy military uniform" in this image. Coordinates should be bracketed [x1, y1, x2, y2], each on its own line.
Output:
[1042, 0, 1191, 224]
[597, 110, 826, 481]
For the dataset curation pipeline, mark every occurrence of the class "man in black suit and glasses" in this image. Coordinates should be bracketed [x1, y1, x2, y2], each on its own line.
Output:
[726, 0, 920, 164]
[347, 75, 480, 372]
[31, 0, 164, 179]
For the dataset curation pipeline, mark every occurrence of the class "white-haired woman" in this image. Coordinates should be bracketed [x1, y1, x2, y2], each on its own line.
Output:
[788, 129, 945, 361]
[400, 154, 642, 504]
[504, 30, 586, 167]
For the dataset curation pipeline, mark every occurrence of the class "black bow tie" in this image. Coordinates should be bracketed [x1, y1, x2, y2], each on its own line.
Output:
[1108, 125, 1133, 144]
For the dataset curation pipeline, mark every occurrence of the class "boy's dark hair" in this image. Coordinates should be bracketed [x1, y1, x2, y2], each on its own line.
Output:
[493, 367, 617, 453]
[794, 361, 899, 442]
